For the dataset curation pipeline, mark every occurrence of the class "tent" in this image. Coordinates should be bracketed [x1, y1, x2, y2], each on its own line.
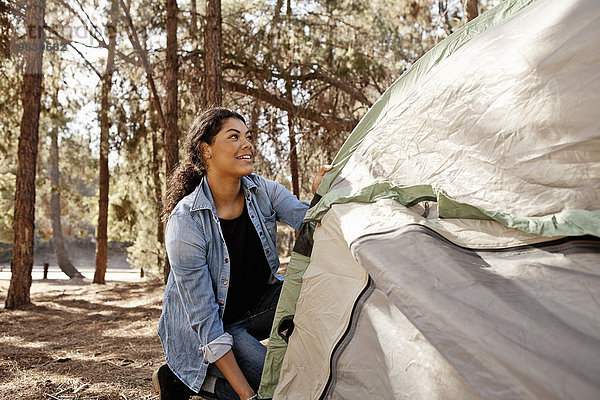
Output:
[258, 0, 600, 398]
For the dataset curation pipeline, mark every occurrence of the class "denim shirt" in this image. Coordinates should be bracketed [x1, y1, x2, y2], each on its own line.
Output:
[158, 174, 309, 392]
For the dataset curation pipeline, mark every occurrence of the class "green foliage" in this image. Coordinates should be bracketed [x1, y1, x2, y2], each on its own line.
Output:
[0, 55, 21, 242]
[0, 173, 15, 243]
[108, 134, 165, 274]
[34, 50, 97, 243]
[205, 0, 439, 202]
[1, 0, 502, 273]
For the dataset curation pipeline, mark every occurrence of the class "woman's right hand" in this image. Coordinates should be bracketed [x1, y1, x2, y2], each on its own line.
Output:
[311, 164, 333, 195]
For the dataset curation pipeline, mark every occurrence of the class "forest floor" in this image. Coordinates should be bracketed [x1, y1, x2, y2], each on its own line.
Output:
[0, 276, 206, 400]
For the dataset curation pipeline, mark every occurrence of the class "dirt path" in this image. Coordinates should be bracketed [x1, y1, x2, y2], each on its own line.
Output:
[0, 278, 204, 400]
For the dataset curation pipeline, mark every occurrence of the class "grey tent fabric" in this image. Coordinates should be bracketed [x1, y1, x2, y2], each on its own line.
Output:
[276, 202, 600, 399]
[345, 226, 600, 400]
[323, 286, 484, 400]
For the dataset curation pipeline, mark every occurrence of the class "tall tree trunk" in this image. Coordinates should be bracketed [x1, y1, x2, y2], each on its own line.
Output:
[146, 78, 168, 281]
[287, 113, 299, 197]
[50, 127, 83, 279]
[94, 0, 117, 284]
[285, 2, 299, 197]
[249, 102, 260, 135]
[272, 0, 284, 25]
[189, 0, 202, 110]
[6, 0, 46, 309]
[286, 81, 299, 197]
[204, 0, 222, 106]
[165, 0, 178, 176]
[151, 129, 165, 280]
[163, 0, 179, 282]
[462, 0, 478, 22]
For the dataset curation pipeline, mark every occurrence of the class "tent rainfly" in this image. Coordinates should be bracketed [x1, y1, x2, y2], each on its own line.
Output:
[258, 0, 600, 398]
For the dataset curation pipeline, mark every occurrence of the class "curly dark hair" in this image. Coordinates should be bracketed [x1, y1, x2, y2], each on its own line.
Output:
[162, 108, 246, 222]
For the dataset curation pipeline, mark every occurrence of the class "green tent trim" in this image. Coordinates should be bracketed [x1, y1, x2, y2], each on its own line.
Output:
[260, 251, 311, 396]
[308, 180, 600, 237]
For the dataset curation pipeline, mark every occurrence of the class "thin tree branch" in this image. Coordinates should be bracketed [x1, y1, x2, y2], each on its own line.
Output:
[54, 0, 107, 47]
[119, 0, 166, 133]
[223, 80, 357, 132]
[438, 1, 453, 35]
[44, 24, 102, 77]
[223, 62, 372, 106]
[72, 0, 105, 41]
[297, 71, 372, 107]
[52, 0, 139, 66]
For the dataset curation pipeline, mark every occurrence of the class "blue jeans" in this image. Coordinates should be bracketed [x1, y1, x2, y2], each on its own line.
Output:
[210, 281, 282, 400]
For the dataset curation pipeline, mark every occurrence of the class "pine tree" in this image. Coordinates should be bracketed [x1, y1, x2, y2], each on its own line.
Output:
[6, 0, 46, 309]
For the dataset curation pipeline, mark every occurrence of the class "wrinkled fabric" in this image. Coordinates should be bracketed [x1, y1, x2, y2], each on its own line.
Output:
[272, 212, 369, 400]
[275, 202, 600, 399]
[344, 226, 600, 400]
[261, 0, 600, 397]
[311, 0, 600, 238]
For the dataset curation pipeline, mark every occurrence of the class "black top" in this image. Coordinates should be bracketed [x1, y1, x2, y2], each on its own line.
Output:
[220, 203, 272, 326]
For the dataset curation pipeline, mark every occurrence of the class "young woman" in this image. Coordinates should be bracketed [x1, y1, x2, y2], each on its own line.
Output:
[153, 108, 331, 400]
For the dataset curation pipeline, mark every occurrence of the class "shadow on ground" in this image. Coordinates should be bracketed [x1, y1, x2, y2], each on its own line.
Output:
[0, 279, 207, 400]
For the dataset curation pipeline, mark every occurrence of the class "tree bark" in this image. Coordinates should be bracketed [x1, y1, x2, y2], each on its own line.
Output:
[151, 128, 165, 281]
[165, 0, 178, 177]
[50, 126, 83, 279]
[6, 0, 45, 309]
[462, 0, 479, 22]
[94, 0, 117, 284]
[162, 0, 179, 282]
[272, 0, 284, 25]
[287, 113, 299, 197]
[285, 80, 299, 197]
[204, 0, 222, 106]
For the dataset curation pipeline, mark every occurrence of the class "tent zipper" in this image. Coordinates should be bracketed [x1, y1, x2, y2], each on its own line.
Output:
[318, 275, 375, 400]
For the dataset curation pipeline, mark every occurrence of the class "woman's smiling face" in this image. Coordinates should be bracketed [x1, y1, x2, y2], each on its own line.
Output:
[204, 117, 254, 179]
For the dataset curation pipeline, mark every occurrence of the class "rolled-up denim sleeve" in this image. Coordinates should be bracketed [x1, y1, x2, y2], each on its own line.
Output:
[201, 332, 233, 363]
[263, 178, 309, 230]
[165, 213, 226, 354]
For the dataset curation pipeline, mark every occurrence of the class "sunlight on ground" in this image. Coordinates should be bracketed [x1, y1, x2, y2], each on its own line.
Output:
[0, 279, 166, 399]
[0, 266, 144, 283]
